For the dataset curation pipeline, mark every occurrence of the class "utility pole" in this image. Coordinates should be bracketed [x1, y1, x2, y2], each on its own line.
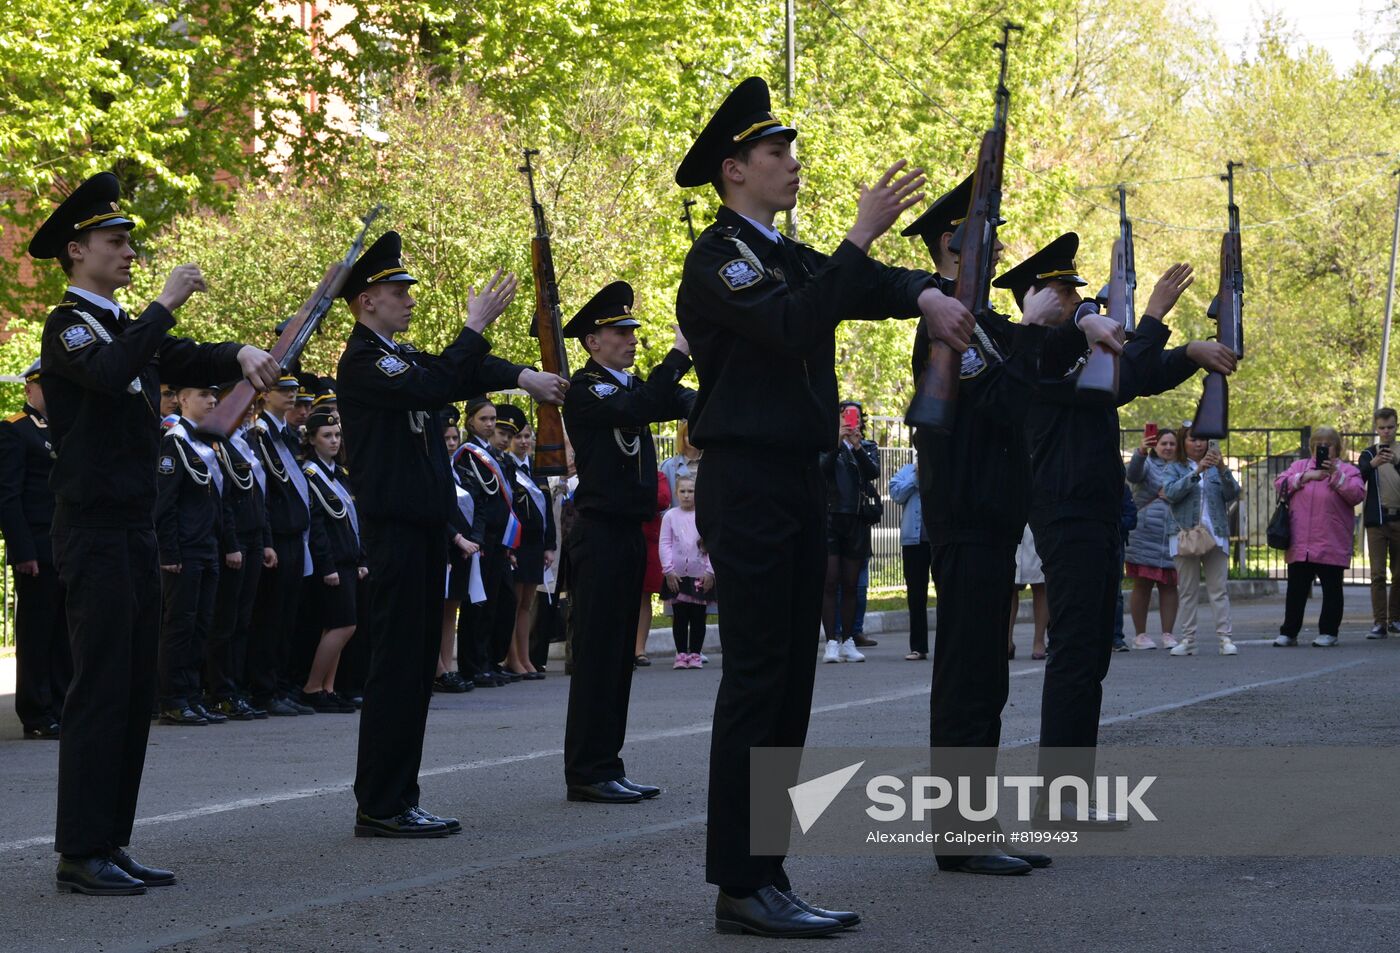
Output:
[784, 0, 798, 240]
[1376, 168, 1400, 414]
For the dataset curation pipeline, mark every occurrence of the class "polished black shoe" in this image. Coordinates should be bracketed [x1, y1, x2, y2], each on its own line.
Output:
[617, 777, 661, 799]
[411, 807, 462, 834]
[258, 695, 299, 716]
[937, 853, 1033, 875]
[472, 673, 499, 688]
[778, 889, 860, 927]
[300, 690, 354, 713]
[158, 706, 208, 726]
[434, 672, 468, 694]
[714, 886, 844, 937]
[353, 810, 451, 839]
[566, 780, 645, 804]
[1009, 851, 1053, 868]
[282, 693, 316, 715]
[524, 671, 546, 680]
[324, 691, 358, 713]
[1032, 801, 1131, 831]
[109, 847, 175, 887]
[213, 698, 257, 721]
[24, 721, 61, 740]
[191, 703, 227, 724]
[56, 855, 146, 896]
[496, 667, 524, 683]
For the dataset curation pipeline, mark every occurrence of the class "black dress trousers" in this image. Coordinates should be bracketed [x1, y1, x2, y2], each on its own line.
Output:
[51, 525, 162, 856]
[13, 555, 71, 730]
[1033, 519, 1122, 785]
[248, 532, 304, 699]
[562, 513, 645, 785]
[158, 553, 219, 710]
[699, 448, 826, 891]
[206, 545, 262, 700]
[353, 517, 446, 818]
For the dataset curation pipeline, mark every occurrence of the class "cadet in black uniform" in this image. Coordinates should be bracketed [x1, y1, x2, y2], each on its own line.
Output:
[673, 77, 975, 936]
[248, 374, 314, 717]
[206, 406, 271, 721]
[29, 171, 279, 895]
[337, 230, 566, 838]
[992, 234, 1235, 826]
[559, 281, 694, 803]
[155, 384, 234, 726]
[454, 397, 516, 688]
[496, 403, 554, 679]
[0, 359, 71, 738]
[904, 182, 1103, 875]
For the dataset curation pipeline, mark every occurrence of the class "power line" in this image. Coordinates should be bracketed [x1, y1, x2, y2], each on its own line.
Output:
[807, 0, 1395, 234]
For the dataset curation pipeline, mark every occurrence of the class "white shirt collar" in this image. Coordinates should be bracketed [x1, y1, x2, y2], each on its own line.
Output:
[262, 411, 285, 433]
[67, 285, 123, 317]
[370, 329, 398, 351]
[601, 365, 632, 387]
[735, 212, 783, 245]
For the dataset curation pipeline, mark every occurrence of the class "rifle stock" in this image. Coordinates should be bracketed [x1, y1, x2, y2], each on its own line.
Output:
[521, 149, 569, 477]
[198, 205, 382, 440]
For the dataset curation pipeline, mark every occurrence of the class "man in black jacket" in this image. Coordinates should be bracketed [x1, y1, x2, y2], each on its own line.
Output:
[559, 280, 694, 804]
[0, 359, 71, 739]
[674, 76, 974, 937]
[994, 234, 1235, 828]
[337, 231, 565, 838]
[1357, 407, 1400, 637]
[29, 171, 279, 896]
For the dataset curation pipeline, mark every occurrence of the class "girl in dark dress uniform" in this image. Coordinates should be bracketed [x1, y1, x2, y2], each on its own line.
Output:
[498, 407, 555, 679]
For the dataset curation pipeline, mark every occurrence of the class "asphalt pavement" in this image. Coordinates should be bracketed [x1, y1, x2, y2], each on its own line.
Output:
[0, 591, 1397, 953]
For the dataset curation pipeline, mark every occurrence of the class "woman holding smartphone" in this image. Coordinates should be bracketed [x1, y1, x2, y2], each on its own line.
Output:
[819, 401, 880, 664]
[1125, 423, 1182, 649]
[1273, 427, 1365, 646]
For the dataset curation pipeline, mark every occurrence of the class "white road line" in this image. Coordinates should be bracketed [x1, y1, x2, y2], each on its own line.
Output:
[0, 661, 1352, 854]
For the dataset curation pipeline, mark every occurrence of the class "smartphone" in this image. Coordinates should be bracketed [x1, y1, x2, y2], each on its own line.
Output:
[1316, 444, 1330, 467]
[1144, 422, 1159, 442]
[841, 406, 861, 431]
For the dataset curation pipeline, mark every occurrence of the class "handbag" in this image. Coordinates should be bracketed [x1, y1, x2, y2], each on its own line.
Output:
[857, 481, 884, 525]
[1266, 493, 1292, 550]
[1176, 523, 1217, 557]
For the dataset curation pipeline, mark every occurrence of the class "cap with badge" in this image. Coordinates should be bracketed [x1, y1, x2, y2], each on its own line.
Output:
[22, 358, 41, 382]
[341, 230, 418, 302]
[311, 376, 338, 409]
[273, 373, 300, 391]
[675, 77, 797, 189]
[295, 372, 318, 405]
[495, 404, 528, 435]
[902, 174, 974, 258]
[562, 281, 642, 339]
[991, 232, 1088, 298]
[27, 172, 137, 260]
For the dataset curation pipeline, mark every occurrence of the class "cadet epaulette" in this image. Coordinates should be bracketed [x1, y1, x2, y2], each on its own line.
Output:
[4, 412, 24, 423]
[303, 464, 318, 478]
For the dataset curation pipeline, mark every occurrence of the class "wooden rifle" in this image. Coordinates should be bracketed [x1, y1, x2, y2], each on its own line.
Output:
[1193, 161, 1244, 438]
[520, 148, 570, 476]
[197, 204, 383, 439]
[906, 21, 1021, 432]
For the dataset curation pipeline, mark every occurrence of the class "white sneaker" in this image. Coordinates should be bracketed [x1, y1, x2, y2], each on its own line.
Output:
[1312, 634, 1339, 647]
[1219, 637, 1238, 656]
[1273, 635, 1298, 647]
[1160, 633, 1179, 649]
[838, 640, 866, 662]
[1169, 637, 1196, 656]
[1133, 634, 1157, 650]
[823, 640, 840, 663]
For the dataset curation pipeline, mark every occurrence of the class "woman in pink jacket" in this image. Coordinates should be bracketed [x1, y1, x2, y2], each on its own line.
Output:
[660, 475, 714, 668]
[1273, 427, 1365, 647]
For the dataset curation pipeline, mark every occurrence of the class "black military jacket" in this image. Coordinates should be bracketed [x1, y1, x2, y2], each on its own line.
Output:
[676, 205, 935, 453]
[563, 353, 694, 523]
[215, 433, 272, 551]
[338, 321, 526, 529]
[155, 420, 233, 563]
[40, 297, 243, 528]
[1026, 311, 1199, 529]
[0, 404, 56, 565]
[251, 412, 310, 536]
[304, 457, 364, 576]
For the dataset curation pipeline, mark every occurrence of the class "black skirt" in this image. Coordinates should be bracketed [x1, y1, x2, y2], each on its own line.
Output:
[513, 543, 545, 586]
[316, 561, 359, 629]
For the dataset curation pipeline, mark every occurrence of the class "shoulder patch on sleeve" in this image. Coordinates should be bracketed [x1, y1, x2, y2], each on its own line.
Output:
[158, 455, 175, 475]
[375, 354, 410, 377]
[718, 259, 764, 292]
[959, 345, 987, 380]
[589, 382, 619, 399]
[60, 324, 96, 352]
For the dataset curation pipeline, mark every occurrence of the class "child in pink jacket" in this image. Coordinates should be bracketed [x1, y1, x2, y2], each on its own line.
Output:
[660, 475, 714, 668]
[1273, 428, 1365, 646]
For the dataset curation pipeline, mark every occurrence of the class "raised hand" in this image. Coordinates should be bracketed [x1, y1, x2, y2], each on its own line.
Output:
[671, 323, 690, 357]
[1145, 263, 1195, 319]
[1078, 314, 1125, 354]
[916, 287, 974, 353]
[156, 263, 208, 312]
[466, 268, 519, 333]
[1022, 285, 1070, 327]
[236, 346, 281, 391]
[1186, 341, 1238, 375]
[517, 368, 569, 405]
[847, 160, 927, 252]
